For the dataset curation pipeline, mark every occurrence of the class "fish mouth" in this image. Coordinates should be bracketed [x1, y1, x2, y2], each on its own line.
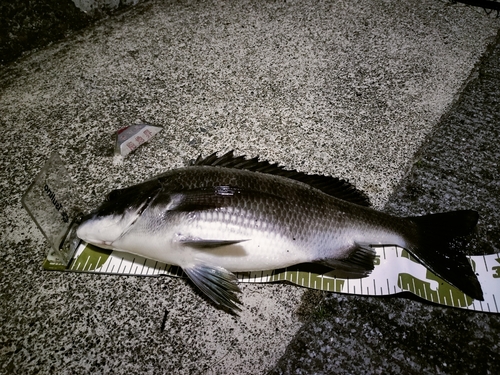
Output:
[77, 187, 162, 250]
[77, 231, 115, 249]
[76, 216, 120, 249]
[89, 239, 113, 247]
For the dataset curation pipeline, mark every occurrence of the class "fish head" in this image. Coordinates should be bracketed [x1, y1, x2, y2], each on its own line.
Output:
[76, 180, 162, 250]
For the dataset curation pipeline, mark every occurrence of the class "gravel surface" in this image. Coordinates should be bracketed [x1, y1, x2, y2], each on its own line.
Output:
[1, 1, 499, 374]
[269, 28, 500, 375]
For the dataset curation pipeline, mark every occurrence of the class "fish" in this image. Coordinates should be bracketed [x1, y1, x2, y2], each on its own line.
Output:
[76, 151, 483, 312]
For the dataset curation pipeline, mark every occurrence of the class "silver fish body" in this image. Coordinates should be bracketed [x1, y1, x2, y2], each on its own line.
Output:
[77, 152, 483, 312]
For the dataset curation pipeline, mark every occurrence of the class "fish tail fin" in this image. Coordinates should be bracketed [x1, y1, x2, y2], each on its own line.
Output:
[405, 210, 483, 300]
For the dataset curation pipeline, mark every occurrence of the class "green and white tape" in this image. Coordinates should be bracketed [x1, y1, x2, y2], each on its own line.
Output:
[44, 243, 500, 313]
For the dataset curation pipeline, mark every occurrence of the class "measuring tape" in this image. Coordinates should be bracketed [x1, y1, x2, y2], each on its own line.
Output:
[45, 242, 500, 313]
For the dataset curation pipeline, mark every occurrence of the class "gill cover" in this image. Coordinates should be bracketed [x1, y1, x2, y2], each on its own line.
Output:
[76, 179, 162, 247]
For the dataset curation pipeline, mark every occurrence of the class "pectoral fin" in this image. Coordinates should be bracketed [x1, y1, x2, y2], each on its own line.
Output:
[178, 236, 248, 249]
[183, 263, 242, 313]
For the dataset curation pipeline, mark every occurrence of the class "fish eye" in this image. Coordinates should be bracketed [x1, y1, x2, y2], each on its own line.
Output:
[106, 189, 122, 201]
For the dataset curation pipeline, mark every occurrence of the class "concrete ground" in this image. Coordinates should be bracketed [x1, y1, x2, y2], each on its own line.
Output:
[1, 0, 499, 374]
[271, 24, 500, 375]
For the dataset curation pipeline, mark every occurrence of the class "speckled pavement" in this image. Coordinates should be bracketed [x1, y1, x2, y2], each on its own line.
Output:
[269, 25, 500, 375]
[1, 1, 499, 374]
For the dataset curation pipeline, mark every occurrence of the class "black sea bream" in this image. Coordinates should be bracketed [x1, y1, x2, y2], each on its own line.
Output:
[77, 151, 483, 312]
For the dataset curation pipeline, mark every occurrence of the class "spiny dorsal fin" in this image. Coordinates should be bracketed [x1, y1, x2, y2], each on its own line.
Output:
[192, 151, 370, 207]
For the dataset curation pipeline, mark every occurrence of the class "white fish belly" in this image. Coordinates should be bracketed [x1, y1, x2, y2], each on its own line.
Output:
[174, 211, 314, 272]
[110, 206, 317, 272]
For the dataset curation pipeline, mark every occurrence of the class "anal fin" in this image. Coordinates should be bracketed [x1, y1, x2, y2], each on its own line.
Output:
[183, 263, 242, 313]
[318, 243, 376, 278]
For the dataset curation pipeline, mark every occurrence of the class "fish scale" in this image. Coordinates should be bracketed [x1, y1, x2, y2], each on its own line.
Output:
[153, 167, 370, 257]
[154, 167, 327, 268]
[77, 151, 484, 312]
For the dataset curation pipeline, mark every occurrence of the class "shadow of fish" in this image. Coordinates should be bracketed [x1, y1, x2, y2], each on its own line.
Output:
[77, 151, 483, 313]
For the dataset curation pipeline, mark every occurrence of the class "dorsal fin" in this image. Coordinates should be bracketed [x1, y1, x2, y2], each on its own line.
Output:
[191, 151, 370, 207]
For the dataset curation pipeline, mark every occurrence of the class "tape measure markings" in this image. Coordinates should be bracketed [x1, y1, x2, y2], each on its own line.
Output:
[48, 242, 500, 313]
